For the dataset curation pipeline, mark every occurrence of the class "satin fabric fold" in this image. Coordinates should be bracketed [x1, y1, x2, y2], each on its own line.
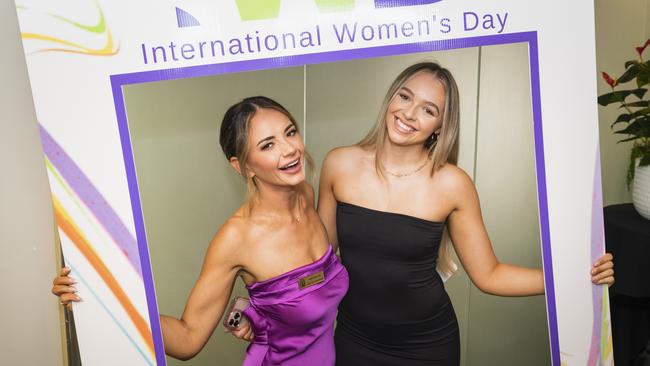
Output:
[242, 245, 348, 366]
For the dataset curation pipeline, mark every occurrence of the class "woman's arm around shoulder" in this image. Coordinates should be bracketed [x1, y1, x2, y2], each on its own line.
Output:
[160, 218, 247, 360]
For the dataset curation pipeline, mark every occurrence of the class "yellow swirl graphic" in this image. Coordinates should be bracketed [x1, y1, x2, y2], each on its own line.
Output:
[17, 1, 119, 56]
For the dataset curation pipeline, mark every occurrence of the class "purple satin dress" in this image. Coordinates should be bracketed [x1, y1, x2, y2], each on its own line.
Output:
[242, 245, 348, 366]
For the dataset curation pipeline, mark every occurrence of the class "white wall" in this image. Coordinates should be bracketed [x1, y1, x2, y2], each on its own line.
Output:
[0, 2, 63, 365]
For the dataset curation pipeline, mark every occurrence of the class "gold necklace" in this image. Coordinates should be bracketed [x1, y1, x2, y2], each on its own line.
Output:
[385, 158, 430, 178]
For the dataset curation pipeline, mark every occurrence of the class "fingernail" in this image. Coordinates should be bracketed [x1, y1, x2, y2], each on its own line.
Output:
[70, 278, 78, 284]
[75, 296, 82, 301]
[70, 286, 78, 293]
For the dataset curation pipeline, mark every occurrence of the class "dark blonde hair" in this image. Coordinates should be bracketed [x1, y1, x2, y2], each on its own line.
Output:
[357, 62, 461, 277]
[219, 96, 313, 204]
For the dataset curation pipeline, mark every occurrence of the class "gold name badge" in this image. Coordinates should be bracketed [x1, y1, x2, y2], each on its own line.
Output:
[298, 271, 325, 289]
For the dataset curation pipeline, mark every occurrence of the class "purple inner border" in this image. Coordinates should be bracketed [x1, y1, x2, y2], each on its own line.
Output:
[110, 31, 559, 366]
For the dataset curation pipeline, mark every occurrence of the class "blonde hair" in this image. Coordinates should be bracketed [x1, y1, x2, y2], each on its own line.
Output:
[357, 62, 460, 278]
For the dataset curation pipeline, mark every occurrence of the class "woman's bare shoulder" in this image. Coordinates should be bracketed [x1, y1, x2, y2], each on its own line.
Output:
[206, 209, 251, 261]
[322, 145, 370, 173]
[433, 164, 475, 194]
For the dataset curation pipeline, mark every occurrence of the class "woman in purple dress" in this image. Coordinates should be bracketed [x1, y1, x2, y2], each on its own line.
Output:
[51, 96, 348, 365]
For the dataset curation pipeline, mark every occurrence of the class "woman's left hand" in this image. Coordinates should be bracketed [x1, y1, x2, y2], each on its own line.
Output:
[591, 253, 615, 286]
[224, 321, 254, 342]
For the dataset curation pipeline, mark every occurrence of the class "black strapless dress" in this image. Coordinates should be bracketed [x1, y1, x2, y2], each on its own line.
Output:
[334, 201, 460, 366]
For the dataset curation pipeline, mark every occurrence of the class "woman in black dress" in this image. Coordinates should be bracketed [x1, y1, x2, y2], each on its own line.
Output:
[316, 62, 614, 365]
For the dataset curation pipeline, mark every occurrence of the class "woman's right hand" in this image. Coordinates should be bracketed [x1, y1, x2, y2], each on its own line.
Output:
[51, 267, 81, 311]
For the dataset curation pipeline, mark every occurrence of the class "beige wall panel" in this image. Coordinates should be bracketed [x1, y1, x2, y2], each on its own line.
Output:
[0, 3, 63, 366]
[595, 0, 648, 206]
[646, 0, 650, 39]
[466, 43, 550, 365]
[123, 67, 305, 366]
[305, 48, 480, 366]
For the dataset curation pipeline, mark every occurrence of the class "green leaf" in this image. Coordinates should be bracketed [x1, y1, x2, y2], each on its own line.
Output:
[640, 155, 650, 166]
[598, 88, 648, 106]
[640, 60, 650, 71]
[619, 136, 640, 143]
[618, 64, 640, 83]
[631, 107, 650, 118]
[621, 100, 650, 108]
[599, 92, 623, 106]
[632, 88, 648, 99]
[615, 118, 650, 137]
[626, 60, 640, 69]
[612, 113, 632, 128]
[638, 70, 650, 88]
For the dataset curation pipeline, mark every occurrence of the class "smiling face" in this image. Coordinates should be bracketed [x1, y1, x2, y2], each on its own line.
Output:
[384, 71, 446, 147]
[242, 108, 306, 189]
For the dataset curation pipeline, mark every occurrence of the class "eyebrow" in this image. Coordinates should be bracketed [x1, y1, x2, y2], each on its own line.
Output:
[400, 86, 440, 114]
[256, 123, 295, 147]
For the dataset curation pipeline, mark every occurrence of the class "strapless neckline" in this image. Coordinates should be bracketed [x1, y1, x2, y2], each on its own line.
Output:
[241, 243, 348, 366]
[246, 244, 333, 290]
[336, 200, 445, 225]
[334, 198, 458, 364]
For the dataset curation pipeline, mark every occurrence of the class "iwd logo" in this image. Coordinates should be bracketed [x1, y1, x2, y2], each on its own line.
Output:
[176, 0, 443, 27]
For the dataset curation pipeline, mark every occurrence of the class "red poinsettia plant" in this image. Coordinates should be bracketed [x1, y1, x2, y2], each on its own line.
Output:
[599, 39, 650, 187]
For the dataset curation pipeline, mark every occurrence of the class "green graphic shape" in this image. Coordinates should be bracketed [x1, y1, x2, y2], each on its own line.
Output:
[235, 0, 281, 20]
[235, 0, 354, 20]
[315, 0, 355, 12]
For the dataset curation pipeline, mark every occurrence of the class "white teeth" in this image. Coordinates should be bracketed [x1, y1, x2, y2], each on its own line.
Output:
[396, 118, 416, 132]
[280, 159, 299, 170]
